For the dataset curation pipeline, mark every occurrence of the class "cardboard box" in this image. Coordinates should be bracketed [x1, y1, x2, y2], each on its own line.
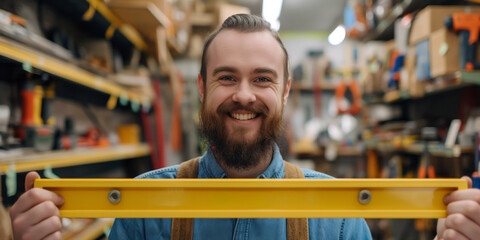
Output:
[402, 46, 416, 91]
[206, 2, 250, 28]
[415, 39, 430, 81]
[409, 5, 480, 44]
[409, 72, 426, 98]
[405, 46, 425, 97]
[430, 27, 459, 78]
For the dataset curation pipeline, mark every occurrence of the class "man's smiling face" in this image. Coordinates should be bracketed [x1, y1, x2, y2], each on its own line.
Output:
[198, 29, 290, 169]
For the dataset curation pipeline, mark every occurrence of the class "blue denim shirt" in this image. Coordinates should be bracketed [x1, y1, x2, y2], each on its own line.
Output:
[109, 145, 372, 239]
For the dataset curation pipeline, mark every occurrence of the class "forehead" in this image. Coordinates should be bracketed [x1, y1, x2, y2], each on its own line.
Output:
[205, 30, 285, 77]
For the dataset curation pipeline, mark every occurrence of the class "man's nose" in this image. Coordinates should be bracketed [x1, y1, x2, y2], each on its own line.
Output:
[232, 81, 256, 105]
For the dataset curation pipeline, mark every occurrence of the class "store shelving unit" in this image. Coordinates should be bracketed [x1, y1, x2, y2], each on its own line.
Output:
[362, 71, 479, 104]
[46, 0, 149, 52]
[0, 144, 150, 174]
[367, 142, 473, 158]
[84, 0, 149, 51]
[361, 0, 447, 41]
[294, 143, 363, 159]
[0, 35, 152, 109]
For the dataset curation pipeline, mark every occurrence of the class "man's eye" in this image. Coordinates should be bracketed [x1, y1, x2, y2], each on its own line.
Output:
[255, 77, 271, 83]
[219, 76, 234, 81]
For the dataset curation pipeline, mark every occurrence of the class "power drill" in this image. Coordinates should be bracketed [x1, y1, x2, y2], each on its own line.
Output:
[445, 12, 480, 71]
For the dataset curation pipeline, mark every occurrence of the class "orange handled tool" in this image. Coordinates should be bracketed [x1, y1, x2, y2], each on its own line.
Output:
[445, 13, 480, 71]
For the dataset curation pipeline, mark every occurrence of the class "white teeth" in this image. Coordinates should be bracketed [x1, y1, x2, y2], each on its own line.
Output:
[231, 113, 256, 120]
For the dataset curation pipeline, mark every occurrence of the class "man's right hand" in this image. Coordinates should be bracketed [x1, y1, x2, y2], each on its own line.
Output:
[9, 171, 64, 240]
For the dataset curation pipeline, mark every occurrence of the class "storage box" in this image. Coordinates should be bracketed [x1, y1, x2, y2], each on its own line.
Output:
[415, 39, 430, 81]
[401, 46, 416, 91]
[409, 5, 480, 44]
[409, 73, 426, 98]
[430, 27, 459, 78]
[206, 2, 250, 28]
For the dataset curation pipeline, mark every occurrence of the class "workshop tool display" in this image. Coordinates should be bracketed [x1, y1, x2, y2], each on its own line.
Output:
[445, 12, 480, 71]
[35, 178, 466, 219]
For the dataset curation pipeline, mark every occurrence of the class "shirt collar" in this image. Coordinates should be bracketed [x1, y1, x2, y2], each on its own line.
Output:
[198, 144, 285, 179]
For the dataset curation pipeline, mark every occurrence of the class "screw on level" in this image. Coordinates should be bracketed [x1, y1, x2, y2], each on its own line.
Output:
[108, 189, 121, 204]
[358, 190, 371, 204]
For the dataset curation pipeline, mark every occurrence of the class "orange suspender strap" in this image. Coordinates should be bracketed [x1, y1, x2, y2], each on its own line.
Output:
[171, 158, 309, 240]
[284, 161, 310, 240]
[171, 157, 199, 240]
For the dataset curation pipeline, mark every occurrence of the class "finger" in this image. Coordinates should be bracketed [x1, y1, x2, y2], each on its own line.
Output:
[444, 213, 480, 240]
[42, 231, 62, 240]
[444, 189, 480, 204]
[446, 200, 480, 227]
[25, 171, 41, 191]
[461, 176, 472, 189]
[15, 200, 61, 230]
[443, 228, 468, 240]
[23, 215, 62, 240]
[10, 188, 63, 218]
[436, 218, 446, 239]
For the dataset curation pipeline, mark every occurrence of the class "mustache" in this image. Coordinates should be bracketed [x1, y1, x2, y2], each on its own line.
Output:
[216, 102, 269, 115]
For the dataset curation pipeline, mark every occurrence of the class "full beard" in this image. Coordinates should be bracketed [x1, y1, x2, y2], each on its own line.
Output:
[199, 100, 284, 170]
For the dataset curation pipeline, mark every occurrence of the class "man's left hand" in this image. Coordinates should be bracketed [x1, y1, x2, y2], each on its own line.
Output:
[435, 176, 480, 240]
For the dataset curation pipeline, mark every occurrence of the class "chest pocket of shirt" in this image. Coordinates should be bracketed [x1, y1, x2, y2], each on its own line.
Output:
[170, 158, 309, 240]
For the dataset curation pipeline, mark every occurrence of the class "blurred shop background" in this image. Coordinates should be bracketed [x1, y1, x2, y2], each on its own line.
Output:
[1, 0, 480, 239]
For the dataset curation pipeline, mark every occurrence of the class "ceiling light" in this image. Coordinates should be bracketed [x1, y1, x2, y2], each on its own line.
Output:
[262, 0, 283, 30]
[328, 25, 346, 46]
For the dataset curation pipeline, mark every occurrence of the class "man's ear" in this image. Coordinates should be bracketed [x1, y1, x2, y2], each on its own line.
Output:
[197, 73, 205, 103]
[283, 77, 291, 106]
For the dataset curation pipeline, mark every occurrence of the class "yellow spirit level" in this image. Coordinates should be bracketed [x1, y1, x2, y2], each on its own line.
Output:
[35, 178, 467, 219]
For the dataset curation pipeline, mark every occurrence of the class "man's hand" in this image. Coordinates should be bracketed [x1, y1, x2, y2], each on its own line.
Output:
[435, 176, 480, 240]
[9, 172, 64, 240]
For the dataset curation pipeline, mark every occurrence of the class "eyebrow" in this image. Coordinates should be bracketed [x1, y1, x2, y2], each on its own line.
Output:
[253, 68, 278, 79]
[212, 66, 238, 76]
[212, 66, 278, 79]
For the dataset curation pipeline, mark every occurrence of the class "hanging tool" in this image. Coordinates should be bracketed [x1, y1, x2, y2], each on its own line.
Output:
[17, 76, 55, 152]
[58, 117, 77, 150]
[152, 80, 166, 169]
[170, 70, 184, 152]
[0, 105, 10, 149]
[34, 178, 467, 219]
[445, 12, 480, 71]
[418, 127, 437, 179]
[41, 81, 55, 127]
[335, 80, 361, 115]
[473, 132, 480, 188]
[388, 55, 404, 90]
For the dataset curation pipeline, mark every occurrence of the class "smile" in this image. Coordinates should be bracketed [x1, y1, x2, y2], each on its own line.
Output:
[230, 113, 258, 120]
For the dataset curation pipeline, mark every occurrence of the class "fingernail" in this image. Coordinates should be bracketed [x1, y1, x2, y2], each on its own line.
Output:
[443, 194, 450, 204]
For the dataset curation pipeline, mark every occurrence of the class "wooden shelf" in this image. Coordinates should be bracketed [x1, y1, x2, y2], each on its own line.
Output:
[0, 35, 153, 108]
[370, 143, 473, 158]
[375, 81, 473, 104]
[290, 82, 337, 92]
[293, 144, 363, 159]
[460, 70, 480, 85]
[107, 0, 171, 45]
[84, 0, 149, 51]
[0, 144, 150, 174]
